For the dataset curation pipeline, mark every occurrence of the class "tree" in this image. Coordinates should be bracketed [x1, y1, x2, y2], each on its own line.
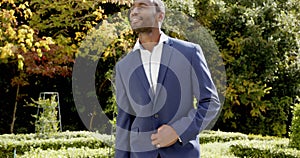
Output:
[0, 0, 57, 133]
[0, 0, 132, 133]
[198, 0, 300, 136]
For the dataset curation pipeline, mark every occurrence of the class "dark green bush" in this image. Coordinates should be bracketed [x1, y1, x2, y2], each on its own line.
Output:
[289, 102, 300, 150]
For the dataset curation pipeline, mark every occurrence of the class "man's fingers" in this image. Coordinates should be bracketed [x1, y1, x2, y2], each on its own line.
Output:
[151, 138, 159, 145]
[151, 133, 157, 140]
[151, 133, 162, 146]
[151, 125, 178, 147]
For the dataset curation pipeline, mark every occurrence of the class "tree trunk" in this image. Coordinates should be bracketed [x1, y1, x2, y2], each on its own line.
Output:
[10, 84, 20, 134]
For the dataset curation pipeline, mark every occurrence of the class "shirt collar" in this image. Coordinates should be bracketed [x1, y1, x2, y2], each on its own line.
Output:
[133, 31, 169, 51]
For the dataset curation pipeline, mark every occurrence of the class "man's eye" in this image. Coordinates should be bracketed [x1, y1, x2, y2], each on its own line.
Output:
[130, 5, 148, 11]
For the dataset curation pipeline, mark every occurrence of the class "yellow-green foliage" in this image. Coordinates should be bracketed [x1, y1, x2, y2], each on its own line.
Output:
[30, 95, 59, 135]
[0, 1, 54, 68]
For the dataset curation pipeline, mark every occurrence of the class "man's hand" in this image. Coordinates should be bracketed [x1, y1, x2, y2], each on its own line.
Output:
[151, 125, 179, 148]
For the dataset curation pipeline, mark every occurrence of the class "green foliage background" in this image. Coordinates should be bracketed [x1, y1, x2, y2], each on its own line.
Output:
[207, 0, 300, 136]
[0, 0, 299, 137]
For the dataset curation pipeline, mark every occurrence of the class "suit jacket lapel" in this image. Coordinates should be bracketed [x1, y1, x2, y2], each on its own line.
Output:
[132, 49, 155, 102]
[154, 42, 173, 105]
[130, 39, 174, 107]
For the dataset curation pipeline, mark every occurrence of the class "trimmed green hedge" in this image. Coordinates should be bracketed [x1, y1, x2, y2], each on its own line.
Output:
[0, 131, 113, 158]
[230, 139, 300, 158]
[247, 134, 286, 141]
[199, 130, 248, 143]
[1, 130, 300, 157]
[0, 131, 93, 141]
[20, 147, 113, 158]
[200, 130, 300, 157]
[200, 130, 288, 143]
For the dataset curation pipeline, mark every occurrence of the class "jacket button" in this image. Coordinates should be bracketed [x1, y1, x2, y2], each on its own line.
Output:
[154, 114, 159, 118]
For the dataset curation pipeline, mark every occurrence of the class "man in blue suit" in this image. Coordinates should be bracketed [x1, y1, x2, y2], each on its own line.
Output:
[114, 0, 221, 157]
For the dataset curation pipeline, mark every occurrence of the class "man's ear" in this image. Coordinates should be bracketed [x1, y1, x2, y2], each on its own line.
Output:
[157, 12, 165, 22]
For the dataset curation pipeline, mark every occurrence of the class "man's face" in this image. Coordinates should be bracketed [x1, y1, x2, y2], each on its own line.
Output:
[129, 0, 162, 33]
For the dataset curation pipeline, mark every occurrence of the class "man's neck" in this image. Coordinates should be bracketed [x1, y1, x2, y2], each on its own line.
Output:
[138, 28, 161, 52]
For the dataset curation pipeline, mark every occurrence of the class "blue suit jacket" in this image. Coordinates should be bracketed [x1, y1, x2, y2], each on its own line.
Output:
[115, 37, 221, 158]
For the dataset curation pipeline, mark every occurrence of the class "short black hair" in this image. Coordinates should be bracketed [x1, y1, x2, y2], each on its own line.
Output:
[152, 0, 165, 13]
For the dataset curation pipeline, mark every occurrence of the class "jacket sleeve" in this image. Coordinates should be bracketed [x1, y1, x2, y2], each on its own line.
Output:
[115, 64, 135, 158]
[170, 44, 221, 145]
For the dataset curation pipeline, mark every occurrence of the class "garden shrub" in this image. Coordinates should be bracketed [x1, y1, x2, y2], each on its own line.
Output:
[201, 141, 237, 158]
[2, 130, 299, 157]
[30, 95, 60, 135]
[20, 147, 113, 158]
[199, 130, 247, 144]
[0, 131, 113, 157]
[247, 134, 283, 141]
[230, 139, 300, 158]
[0, 131, 93, 141]
[289, 102, 300, 150]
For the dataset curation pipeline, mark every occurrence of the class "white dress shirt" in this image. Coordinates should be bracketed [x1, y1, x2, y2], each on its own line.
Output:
[133, 32, 169, 93]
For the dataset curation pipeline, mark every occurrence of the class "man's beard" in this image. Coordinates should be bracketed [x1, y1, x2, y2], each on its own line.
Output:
[132, 27, 154, 33]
